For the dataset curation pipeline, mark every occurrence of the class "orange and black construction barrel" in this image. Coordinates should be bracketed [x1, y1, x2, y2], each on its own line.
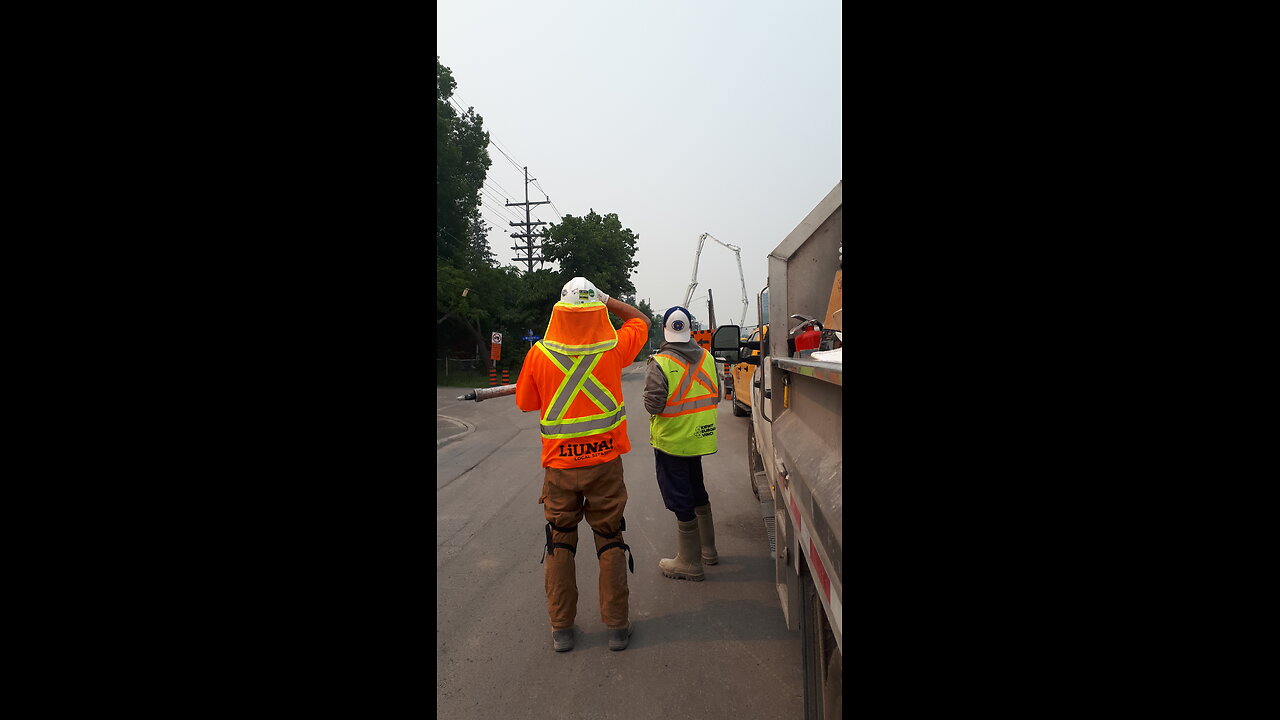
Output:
[489, 366, 498, 386]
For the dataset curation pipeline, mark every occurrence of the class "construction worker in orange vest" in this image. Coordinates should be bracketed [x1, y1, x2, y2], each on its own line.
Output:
[644, 306, 720, 581]
[515, 277, 651, 653]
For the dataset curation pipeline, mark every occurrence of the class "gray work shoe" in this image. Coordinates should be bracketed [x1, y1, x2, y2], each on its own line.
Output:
[658, 519, 705, 581]
[552, 628, 575, 652]
[695, 504, 719, 565]
[607, 622, 632, 651]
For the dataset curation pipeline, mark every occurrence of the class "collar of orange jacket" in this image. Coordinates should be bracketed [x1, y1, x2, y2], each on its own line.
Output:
[541, 301, 618, 354]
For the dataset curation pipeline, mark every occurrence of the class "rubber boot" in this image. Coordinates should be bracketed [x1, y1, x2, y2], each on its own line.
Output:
[658, 519, 704, 581]
[694, 503, 718, 566]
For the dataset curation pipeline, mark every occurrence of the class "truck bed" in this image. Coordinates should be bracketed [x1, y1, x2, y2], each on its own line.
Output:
[770, 355, 842, 653]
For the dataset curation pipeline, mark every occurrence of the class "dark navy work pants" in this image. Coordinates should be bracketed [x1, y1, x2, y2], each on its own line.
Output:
[653, 449, 709, 522]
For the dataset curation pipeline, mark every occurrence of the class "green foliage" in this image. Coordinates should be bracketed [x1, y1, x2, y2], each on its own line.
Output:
[507, 268, 564, 337]
[434, 63, 650, 371]
[438, 57, 508, 367]
[437, 368, 492, 389]
[469, 217, 496, 268]
[541, 210, 640, 300]
[437, 57, 492, 267]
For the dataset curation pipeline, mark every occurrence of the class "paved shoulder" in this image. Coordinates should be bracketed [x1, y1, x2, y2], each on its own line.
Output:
[437, 414, 475, 448]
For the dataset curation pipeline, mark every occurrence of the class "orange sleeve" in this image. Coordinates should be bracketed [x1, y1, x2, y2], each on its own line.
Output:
[615, 318, 648, 364]
[515, 347, 542, 412]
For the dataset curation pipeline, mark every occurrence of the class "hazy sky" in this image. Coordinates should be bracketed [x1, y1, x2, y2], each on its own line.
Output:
[438, 0, 841, 329]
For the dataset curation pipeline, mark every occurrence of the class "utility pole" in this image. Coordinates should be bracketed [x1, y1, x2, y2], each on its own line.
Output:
[507, 166, 551, 272]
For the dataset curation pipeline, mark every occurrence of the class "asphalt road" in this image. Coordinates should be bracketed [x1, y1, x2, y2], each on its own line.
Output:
[437, 364, 803, 719]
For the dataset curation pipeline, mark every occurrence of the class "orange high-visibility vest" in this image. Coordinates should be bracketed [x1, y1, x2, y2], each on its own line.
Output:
[516, 314, 647, 469]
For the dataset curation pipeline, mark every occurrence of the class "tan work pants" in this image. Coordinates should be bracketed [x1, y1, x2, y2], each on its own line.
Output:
[540, 456, 630, 630]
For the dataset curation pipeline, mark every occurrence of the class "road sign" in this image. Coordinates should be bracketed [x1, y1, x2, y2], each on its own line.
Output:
[491, 332, 502, 345]
[522, 335, 540, 342]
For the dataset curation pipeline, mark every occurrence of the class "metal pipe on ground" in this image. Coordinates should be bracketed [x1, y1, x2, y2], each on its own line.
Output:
[456, 383, 517, 402]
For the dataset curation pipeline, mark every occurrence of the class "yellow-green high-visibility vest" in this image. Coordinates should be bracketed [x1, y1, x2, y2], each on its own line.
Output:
[649, 348, 719, 456]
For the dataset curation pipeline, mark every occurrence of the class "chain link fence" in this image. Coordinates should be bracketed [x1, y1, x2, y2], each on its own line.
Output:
[438, 356, 482, 374]
[438, 356, 524, 375]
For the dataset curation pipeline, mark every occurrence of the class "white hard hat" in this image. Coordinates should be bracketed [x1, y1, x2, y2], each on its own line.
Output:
[560, 276, 604, 305]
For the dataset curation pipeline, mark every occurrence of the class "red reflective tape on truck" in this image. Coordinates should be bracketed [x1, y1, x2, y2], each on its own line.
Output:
[777, 471, 843, 650]
[788, 493, 829, 598]
[809, 538, 830, 600]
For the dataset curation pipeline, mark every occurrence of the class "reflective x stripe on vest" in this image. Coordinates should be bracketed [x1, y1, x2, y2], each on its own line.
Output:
[650, 349, 718, 456]
[535, 343, 627, 439]
[658, 349, 719, 417]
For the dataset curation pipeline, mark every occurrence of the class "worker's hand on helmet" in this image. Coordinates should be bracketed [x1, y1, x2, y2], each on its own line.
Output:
[595, 289, 610, 305]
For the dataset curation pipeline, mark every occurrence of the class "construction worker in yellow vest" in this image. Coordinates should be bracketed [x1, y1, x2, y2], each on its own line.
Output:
[643, 306, 720, 581]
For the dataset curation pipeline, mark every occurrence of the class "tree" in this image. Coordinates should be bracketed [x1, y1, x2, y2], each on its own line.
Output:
[437, 263, 524, 371]
[437, 57, 505, 371]
[437, 58, 492, 267]
[510, 268, 564, 336]
[541, 210, 640, 300]
[468, 216, 496, 269]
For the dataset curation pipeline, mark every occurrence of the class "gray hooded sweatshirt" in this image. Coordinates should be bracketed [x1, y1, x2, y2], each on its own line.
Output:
[644, 338, 717, 415]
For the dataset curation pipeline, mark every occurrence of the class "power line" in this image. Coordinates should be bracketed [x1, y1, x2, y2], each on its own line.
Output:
[450, 95, 522, 171]
[490, 141, 525, 173]
[480, 209, 512, 232]
[485, 177, 519, 202]
[483, 178, 520, 206]
[449, 95, 539, 185]
[530, 180, 561, 221]
[481, 204, 509, 224]
[480, 187, 521, 218]
[486, 131, 522, 160]
[449, 93, 561, 227]
[447, 96, 471, 117]
[481, 197, 520, 222]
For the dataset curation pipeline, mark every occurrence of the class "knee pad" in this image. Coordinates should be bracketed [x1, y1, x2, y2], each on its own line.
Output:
[592, 517, 634, 573]
[540, 520, 578, 564]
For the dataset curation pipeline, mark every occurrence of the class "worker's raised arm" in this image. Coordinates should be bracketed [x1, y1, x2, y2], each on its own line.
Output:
[605, 296, 651, 328]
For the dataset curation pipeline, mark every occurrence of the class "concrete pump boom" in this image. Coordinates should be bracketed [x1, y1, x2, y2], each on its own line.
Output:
[683, 233, 749, 327]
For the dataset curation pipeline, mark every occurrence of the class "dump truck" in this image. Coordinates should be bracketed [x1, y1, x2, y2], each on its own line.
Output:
[712, 180, 842, 720]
